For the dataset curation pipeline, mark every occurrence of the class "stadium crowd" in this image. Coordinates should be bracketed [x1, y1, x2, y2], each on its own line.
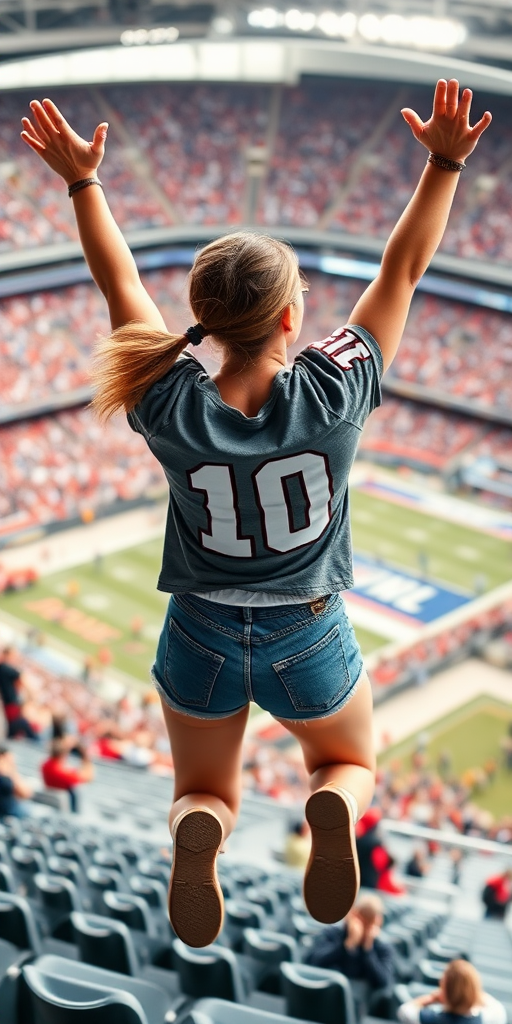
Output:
[0, 406, 165, 530]
[0, 81, 511, 260]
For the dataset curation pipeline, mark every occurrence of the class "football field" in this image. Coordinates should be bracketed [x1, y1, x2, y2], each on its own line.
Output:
[1, 487, 511, 685]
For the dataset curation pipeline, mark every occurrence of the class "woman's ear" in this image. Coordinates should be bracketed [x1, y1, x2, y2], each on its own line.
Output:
[281, 301, 295, 335]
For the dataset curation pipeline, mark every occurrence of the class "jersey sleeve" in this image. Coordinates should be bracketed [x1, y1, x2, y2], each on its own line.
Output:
[127, 353, 200, 440]
[297, 324, 383, 429]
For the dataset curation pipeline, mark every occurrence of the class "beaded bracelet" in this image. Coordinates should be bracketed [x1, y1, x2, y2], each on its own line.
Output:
[68, 177, 103, 198]
[428, 152, 466, 173]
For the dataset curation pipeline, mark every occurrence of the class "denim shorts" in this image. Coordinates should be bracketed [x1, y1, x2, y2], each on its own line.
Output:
[152, 592, 364, 722]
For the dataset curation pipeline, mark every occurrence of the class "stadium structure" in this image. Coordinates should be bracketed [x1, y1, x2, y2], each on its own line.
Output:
[0, 3, 511, 1023]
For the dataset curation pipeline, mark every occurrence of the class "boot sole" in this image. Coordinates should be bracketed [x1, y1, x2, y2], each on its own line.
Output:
[304, 788, 360, 924]
[169, 809, 224, 947]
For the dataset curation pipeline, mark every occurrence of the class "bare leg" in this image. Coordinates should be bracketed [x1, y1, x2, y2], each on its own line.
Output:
[277, 671, 376, 924]
[159, 699, 250, 841]
[277, 670, 376, 813]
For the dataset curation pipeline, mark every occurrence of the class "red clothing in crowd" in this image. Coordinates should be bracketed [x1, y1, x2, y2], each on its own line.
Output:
[41, 757, 83, 790]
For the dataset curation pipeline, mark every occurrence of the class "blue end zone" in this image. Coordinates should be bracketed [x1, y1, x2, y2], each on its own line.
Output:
[352, 553, 472, 624]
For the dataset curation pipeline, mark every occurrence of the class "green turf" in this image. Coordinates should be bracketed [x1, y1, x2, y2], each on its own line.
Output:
[350, 490, 512, 593]
[379, 697, 512, 818]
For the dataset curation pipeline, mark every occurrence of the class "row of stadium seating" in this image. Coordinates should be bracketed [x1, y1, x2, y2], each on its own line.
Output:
[1, 81, 512, 262]
[0, 789, 511, 1024]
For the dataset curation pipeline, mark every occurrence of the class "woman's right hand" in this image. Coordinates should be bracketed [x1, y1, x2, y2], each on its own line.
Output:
[21, 98, 108, 187]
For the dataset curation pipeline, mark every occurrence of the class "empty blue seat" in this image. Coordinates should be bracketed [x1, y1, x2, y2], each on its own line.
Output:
[172, 937, 246, 1002]
[71, 912, 139, 975]
[21, 963, 148, 1023]
[181, 996, 314, 1023]
[280, 962, 356, 1024]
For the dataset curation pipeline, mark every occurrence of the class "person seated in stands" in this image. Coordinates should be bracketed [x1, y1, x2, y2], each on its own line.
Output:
[397, 960, 506, 1024]
[405, 846, 430, 878]
[0, 743, 33, 818]
[283, 819, 310, 869]
[481, 869, 512, 919]
[41, 737, 94, 813]
[0, 646, 39, 739]
[305, 893, 395, 992]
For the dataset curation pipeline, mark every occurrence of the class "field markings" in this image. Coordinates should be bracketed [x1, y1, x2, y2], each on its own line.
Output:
[80, 594, 112, 611]
[454, 546, 481, 562]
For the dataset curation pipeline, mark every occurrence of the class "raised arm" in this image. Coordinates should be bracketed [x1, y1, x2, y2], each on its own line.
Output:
[348, 79, 492, 372]
[21, 99, 166, 333]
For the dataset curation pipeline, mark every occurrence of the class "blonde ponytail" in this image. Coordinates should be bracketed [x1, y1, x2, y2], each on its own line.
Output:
[91, 321, 189, 421]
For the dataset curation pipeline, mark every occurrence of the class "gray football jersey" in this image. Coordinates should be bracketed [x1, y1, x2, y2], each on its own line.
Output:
[128, 324, 382, 597]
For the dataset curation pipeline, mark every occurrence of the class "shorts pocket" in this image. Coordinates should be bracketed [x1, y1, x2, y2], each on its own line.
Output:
[272, 625, 350, 713]
[164, 617, 225, 708]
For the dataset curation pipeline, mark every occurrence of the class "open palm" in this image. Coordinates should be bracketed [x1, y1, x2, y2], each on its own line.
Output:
[402, 78, 491, 164]
[21, 98, 108, 186]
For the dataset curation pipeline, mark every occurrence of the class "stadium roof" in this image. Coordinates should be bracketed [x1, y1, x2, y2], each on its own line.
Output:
[2, 0, 512, 70]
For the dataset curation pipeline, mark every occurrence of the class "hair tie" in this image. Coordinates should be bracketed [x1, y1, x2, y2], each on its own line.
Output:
[185, 324, 207, 346]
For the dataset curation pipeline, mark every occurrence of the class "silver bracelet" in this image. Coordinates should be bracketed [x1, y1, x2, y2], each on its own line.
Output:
[68, 177, 103, 198]
[428, 152, 465, 173]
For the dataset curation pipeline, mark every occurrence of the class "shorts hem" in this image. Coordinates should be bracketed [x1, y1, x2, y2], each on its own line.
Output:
[274, 659, 365, 723]
[151, 669, 249, 721]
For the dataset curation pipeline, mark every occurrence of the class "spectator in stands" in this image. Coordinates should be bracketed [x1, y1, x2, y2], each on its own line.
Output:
[283, 819, 310, 869]
[0, 646, 39, 739]
[481, 869, 512, 919]
[21, 81, 491, 951]
[306, 893, 395, 999]
[0, 743, 33, 818]
[397, 960, 507, 1024]
[405, 846, 430, 878]
[41, 738, 94, 813]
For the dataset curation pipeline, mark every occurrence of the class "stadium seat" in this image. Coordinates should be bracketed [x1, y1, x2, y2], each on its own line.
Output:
[86, 868, 125, 913]
[129, 877, 168, 912]
[241, 929, 297, 993]
[172, 938, 246, 1002]
[34, 873, 80, 941]
[224, 900, 266, 951]
[21, 964, 148, 1024]
[280, 962, 356, 1024]
[20, 833, 52, 860]
[136, 861, 169, 888]
[47, 857, 82, 887]
[71, 912, 140, 975]
[0, 863, 16, 893]
[11, 847, 46, 895]
[0, 892, 41, 952]
[21, 955, 180, 1024]
[181, 996, 314, 1023]
[93, 852, 130, 877]
[102, 892, 154, 934]
[53, 842, 89, 874]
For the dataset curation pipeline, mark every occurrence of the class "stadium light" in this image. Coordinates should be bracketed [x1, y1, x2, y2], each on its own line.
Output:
[247, 7, 465, 49]
[357, 13, 467, 49]
[120, 26, 179, 45]
[211, 16, 235, 34]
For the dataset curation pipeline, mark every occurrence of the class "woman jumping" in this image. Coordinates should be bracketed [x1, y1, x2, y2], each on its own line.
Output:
[22, 80, 490, 947]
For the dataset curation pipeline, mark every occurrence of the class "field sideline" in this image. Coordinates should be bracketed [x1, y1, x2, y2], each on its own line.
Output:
[1, 485, 511, 684]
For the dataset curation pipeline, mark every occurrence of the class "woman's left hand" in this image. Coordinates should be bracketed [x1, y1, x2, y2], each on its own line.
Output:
[21, 98, 108, 186]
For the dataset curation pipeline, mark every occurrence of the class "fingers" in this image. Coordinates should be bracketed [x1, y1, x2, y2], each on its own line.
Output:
[401, 108, 424, 142]
[29, 100, 57, 143]
[20, 116, 44, 147]
[471, 110, 492, 141]
[458, 88, 473, 124]
[41, 98, 71, 135]
[445, 78, 459, 119]
[433, 79, 447, 119]
[20, 130, 45, 153]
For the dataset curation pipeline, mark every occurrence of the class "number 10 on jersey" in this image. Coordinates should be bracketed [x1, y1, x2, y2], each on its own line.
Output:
[188, 451, 333, 557]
